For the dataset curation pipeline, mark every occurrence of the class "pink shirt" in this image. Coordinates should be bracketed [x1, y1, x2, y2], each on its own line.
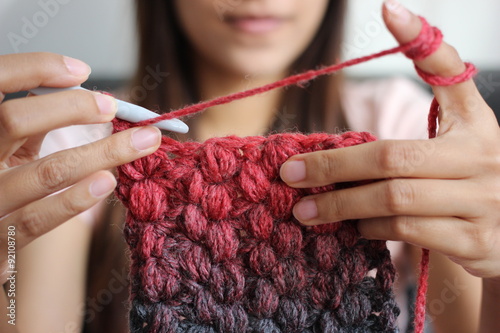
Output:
[343, 77, 431, 140]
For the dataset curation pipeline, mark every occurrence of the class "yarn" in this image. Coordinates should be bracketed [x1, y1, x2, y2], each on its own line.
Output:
[113, 17, 477, 333]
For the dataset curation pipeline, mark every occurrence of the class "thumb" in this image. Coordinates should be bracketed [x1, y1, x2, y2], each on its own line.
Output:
[382, 0, 493, 133]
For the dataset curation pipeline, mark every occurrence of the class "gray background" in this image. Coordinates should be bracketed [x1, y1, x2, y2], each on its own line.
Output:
[1, 0, 499, 79]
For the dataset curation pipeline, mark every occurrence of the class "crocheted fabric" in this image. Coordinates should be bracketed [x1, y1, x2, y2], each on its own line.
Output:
[114, 131, 400, 332]
[113, 16, 477, 333]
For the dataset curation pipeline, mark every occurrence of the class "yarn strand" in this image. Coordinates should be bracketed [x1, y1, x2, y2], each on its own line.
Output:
[132, 17, 475, 128]
[133, 44, 413, 125]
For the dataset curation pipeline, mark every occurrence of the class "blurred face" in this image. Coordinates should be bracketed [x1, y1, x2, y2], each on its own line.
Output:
[174, 0, 330, 78]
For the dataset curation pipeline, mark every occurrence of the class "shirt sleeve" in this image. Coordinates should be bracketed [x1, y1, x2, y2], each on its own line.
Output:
[39, 123, 113, 225]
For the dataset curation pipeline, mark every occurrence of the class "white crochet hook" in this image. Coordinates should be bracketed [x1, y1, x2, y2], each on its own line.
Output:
[29, 86, 189, 133]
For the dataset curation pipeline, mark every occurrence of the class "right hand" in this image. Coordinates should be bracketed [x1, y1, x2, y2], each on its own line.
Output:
[0, 52, 161, 284]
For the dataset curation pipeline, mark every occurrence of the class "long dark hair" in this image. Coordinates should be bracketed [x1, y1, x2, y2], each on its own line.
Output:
[132, 0, 348, 133]
[85, 1, 348, 332]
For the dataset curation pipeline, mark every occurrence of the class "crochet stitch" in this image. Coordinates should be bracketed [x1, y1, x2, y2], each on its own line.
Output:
[113, 17, 477, 333]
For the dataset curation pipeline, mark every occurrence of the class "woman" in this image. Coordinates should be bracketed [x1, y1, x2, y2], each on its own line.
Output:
[1, 0, 499, 332]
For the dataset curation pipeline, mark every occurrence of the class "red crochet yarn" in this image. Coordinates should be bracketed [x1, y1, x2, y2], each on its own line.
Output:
[115, 131, 402, 332]
[113, 17, 477, 333]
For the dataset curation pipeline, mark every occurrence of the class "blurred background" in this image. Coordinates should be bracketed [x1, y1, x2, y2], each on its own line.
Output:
[1, 0, 499, 118]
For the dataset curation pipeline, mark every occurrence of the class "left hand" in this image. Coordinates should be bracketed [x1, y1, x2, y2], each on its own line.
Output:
[280, 2, 500, 279]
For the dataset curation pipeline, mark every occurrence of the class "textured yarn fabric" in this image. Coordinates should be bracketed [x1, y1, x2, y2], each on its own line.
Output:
[114, 132, 400, 332]
[113, 17, 477, 333]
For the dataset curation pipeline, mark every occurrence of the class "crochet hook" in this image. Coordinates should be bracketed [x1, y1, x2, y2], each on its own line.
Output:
[29, 86, 189, 133]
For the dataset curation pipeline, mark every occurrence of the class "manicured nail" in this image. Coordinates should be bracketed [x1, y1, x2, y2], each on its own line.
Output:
[281, 160, 306, 183]
[90, 175, 116, 198]
[294, 199, 318, 222]
[384, 0, 411, 23]
[94, 93, 117, 115]
[63, 56, 91, 77]
[132, 127, 161, 151]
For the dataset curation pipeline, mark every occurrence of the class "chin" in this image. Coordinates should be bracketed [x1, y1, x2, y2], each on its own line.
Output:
[221, 49, 295, 79]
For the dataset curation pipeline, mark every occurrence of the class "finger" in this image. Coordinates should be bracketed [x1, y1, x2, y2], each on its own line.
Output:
[357, 216, 491, 262]
[4, 133, 45, 166]
[0, 90, 117, 160]
[1, 170, 116, 248]
[280, 138, 477, 187]
[292, 178, 479, 225]
[382, 1, 492, 125]
[0, 126, 161, 216]
[0, 52, 90, 94]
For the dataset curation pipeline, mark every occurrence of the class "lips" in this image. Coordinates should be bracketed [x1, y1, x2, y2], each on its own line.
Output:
[226, 16, 285, 34]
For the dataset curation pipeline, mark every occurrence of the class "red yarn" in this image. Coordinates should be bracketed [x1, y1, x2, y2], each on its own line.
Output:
[414, 249, 430, 333]
[114, 16, 477, 333]
[416, 62, 477, 87]
[132, 17, 474, 128]
[115, 130, 402, 332]
[403, 19, 443, 61]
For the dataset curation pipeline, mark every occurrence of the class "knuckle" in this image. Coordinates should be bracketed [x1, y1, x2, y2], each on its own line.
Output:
[323, 192, 347, 221]
[388, 216, 414, 239]
[383, 180, 415, 215]
[313, 152, 337, 184]
[35, 154, 75, 192]
[16, 206, 45, 239]
[59, 191, 89, 217]
[0, 102, 22, 139]
[377, 142, 407, 176]
[67, 90, 96, 119]
[468, 226, 496, 258]
[377, 142, 422, 177]
[99, 137, 126, 165]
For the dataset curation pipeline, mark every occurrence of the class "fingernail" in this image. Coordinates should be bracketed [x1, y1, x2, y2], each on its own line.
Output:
[294, 199, 318, 222]
[94, 93, 117, 115]
[384, 0, 411, 23]
[63, 56, 91, 77]
[89, 175, 116, 198]
[132, 127, 161, 151]
[281, 160, 306, 183]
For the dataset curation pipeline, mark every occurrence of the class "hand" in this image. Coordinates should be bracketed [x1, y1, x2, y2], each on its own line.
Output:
[0, 53, 161, 284]
[280, 4, 500, 279]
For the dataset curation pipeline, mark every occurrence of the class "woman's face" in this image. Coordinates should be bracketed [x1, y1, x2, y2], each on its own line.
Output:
[174, 0, 330, 78]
